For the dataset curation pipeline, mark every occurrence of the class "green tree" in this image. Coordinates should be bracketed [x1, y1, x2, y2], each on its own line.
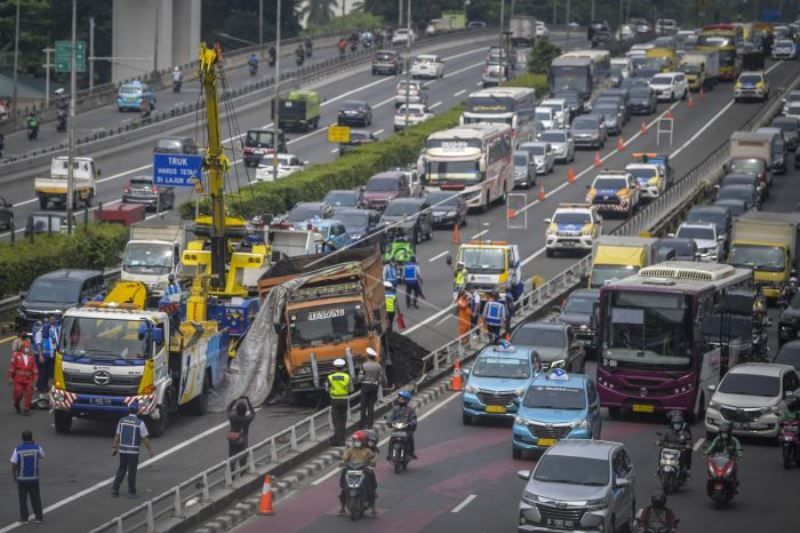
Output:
[202, 0, 302, 48]
[527, 38, 560, 75]
[299, 0, 338, 27]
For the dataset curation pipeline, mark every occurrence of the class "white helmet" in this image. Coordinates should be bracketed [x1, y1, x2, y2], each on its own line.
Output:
[333, 358, 346, 368]
[54, 88, 64, 96]
[384, 281, 394, 289]
[173, 66, 180, 72]
[366, 347, 378, 358]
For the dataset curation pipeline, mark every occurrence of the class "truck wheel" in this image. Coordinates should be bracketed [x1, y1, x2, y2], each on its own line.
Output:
[38, 196, 48, 210]
[54, 411, 72, 433]
[189, 373, 210, 416]
[146, 402, 169, 438]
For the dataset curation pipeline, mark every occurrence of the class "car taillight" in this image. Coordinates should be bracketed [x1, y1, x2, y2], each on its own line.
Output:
[123, 185, 130, 193]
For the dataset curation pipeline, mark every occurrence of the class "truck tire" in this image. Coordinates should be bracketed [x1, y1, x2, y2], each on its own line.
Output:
[189, 373, 211, 416]
[38, 196, 48, 210]
[54, 411, 72, 433]
[146, 402, 169, 438]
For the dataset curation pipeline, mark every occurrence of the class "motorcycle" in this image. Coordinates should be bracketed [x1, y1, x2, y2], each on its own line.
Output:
[56, 109, 67, 133]
[26, 121, 39, 141]
[389, 421, 412, 474]
[249, 62, 258, 76]
[342, 463, 374, 521]
[362, 37, 373, 49]
[305, 41, 313, 58]
[296, 53, 305, 67]
[268, 52, 276, 67]
[779, 419, 800, 469]
[350, 41, 358, 53]
[173, 79, 182, 93]
[656, 434, 687, 494]
[706, 453, 737, 508]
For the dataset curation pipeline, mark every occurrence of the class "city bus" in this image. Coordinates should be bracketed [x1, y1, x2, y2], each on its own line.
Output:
[421, 123, 514, 211]
[697, 24, 743, 81]
[549, 56, 593, 103]
[596, 261, 753, 421]
[460, 87, 537, 147]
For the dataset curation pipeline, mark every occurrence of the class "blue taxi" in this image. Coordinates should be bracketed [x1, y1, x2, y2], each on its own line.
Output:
[462, 342, 542, 425]
[116, 81, 156, 112]
[512, 368, 601, 459]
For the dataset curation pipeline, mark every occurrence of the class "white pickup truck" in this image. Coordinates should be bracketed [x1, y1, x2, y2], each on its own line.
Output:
[35, 156, 99, 209]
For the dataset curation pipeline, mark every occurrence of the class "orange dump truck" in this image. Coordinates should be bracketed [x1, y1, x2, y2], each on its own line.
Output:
[257, 247, 387, 394]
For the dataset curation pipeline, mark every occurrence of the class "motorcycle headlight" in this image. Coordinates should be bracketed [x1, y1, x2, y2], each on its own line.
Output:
[465, 384, 479, 394]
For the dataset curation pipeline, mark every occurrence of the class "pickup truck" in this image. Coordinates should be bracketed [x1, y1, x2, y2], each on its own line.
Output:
[35, 156, 99, 210]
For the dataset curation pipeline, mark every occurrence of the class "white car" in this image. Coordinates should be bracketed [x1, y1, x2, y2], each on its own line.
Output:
[674, 221, 721, 261]
[518, 141, 555, 175]
[254, 154, 305, 182]
[395, 80, 428, 106]
[648, 72, 689, 102]
[618, 24, 635, 40]
[392, 29, 416, 46]
[785, 100, 800, 120]
[538, 129, 575, 163]
[410, 54, 444, 79]
[538, 98, 569, 128]
[534, 106, 555, 130]
[772, 39, 797, 60]
[394, 104, 433, 131]
[705, 363, 800, 439]
[625, 162, 666, 199]
[535, 21, 549, 38]
[545, 204, 602, 255]
[734, 71, 770, 103]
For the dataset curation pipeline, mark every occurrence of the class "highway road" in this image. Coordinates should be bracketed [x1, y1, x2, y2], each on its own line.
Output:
[0, 31, 798, 531]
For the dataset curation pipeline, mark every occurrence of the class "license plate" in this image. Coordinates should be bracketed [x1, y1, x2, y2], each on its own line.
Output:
[733, 422, 750, 430]
[547, 518, 574, 529]
[391, 431, 407, 438]
[537, 438, 556, 447]
[485, 405, 507, 414]
[561, 241, 576, 247]
[632, 403, 654, 413]
[90, 397, 112, 406]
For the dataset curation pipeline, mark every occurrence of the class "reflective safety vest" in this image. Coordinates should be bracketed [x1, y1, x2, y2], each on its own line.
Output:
[118, 415, 144, 455]
[483, 301, 506, 327]
[328, 372, 351, 398]
[403, 264, 418, 282]
[455, 268, 468, 287]
[383, 265, 398, 283]
[14, 442, 43, 481]
[385, 292, 397, 313]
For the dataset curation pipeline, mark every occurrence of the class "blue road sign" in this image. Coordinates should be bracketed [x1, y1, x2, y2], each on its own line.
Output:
[152, 154, 204, 187]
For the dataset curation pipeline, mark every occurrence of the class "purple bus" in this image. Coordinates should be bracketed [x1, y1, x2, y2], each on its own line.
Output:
[596, 261, 753, 420]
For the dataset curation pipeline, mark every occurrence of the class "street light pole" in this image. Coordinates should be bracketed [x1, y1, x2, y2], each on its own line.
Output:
[153, 1, 159, 75]
[566, 0, 571, 48]
[11, 0, 20, 126]
[403, 0, 411, 133]
[67, 0, 77, 235]
[43, 48, 54, 108]
[258, 0, 264, 58]
[89, 16, 95, 93]
[499, 0, 505, 62]
[272, 0, 282, 181]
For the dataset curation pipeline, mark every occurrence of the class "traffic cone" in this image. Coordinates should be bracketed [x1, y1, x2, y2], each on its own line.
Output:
[665, 109, 673, 119]
[700, 87, 705, 100]
[593, 151, 602, 168]
[567, 165, 576, 184]
[507, 208, 517, 219]
[687, 94, 694, 108]
[641, 121, 648, 135]
[452, 222, 461, 244]
[257, 475, 275, 515]
[538, 183, 546, 201]
[616, 136, 626, 152]
[449, 358, 464, 391]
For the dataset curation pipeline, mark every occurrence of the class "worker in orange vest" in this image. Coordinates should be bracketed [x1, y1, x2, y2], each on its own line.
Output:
[7, 346, 38, 416]
[456, 289, 472, 346]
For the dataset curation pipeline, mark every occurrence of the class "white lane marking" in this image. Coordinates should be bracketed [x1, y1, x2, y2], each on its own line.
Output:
[451, 494, 477, 513]
[671, 100, 734, 158]
[429, 250, 449, 262]
[475, 81, 482, 86]
[454, 89, 466, 97]
[693, 437, 706, 452]
[430, 101, 443, 109]
[374, 129, 385, 136]
[311, 390, 463, 486]
[331, 148, 339, 153]
[520, 247, 546, 267]
[374, 95, 397, 109]
[470, 229, 488, 239]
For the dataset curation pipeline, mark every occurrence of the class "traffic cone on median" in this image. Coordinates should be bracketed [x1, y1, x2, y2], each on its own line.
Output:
[616, 136, 626, 152]
[594, 151, 602, 168]
[641, 121, 648, 135]
[507, 207, 518, 219]
[538, 183, 546, 201]
[666, 109, 673, 119]
[257, 475, 275, 515]
[452, 221, 461, 244]
[567, 165, 576, 184]
[700, 87, 705, 100]
[450, 358, 464, 391]
[687, 93, 694, 108]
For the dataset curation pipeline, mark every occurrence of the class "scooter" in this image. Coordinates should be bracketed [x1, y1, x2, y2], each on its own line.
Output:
[389, 421, 412, 474]
[342, 463, 374, 521]
[634, 509, 680, 533]
[249, 62, 258, 76]
[173, 79, 182, 93]
[27, 122, 39, 141]
[779, 419, 800, 469]
[706, 453, 738, 509]
[656, 435, 687, 494]
[56, 109, 67, 133]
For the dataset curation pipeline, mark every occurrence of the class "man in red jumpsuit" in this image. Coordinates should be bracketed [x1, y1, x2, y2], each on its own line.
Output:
[8, 347, 38, 416]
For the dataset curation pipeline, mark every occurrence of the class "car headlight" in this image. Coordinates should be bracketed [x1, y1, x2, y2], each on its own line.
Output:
[465, 384, 479, 394]
[647, 177, 660, 185]
[446, 210, 457, 217]
[582, 227, 593, 236]
[764, 404, 780, 415]
[735, 82, 742, 89]
[515, 388, 526, 397]
[521, 491, 540, 506]
[572, 418, 590, 429]
[708, 399, 721, 410]
[585, 496, 608, 510]
[514, 415, 530, 425]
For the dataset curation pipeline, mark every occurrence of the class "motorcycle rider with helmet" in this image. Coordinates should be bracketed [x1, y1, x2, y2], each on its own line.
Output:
[295, 43, 305, 64]
[658, 411, 693, 474]
[705, 421, 743, 491]
[637, 490, 679, 532]
[338, 430, 377, 515]
[386, 391, 418, 460]
[783, 390, 800, 421]
[247, 53, 258, 74]
[304, 36, 313, 57]
[268, 46, 276, 66]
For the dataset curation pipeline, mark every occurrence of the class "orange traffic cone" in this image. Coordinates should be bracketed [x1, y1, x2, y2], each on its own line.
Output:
[699, 87, 705, 99]
[567, 165, 576, 184]
[616, 136, 626, 152]
[538, 183, 546, 201]
[452, 222, 461, 244]
[257, 475, 275, 515]
[507, 208, 517, 219]
[641, 121, 648, 135]
[450, 358, 464, 391]
[593, 151, 602, 168]
[687, 94, 694, 108]
[665, 109, 673, 119]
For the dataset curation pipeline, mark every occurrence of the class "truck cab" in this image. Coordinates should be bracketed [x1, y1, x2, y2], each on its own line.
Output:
[450, 240, 523, 301]
[121, 218, 187, 297]
[36, 156, 99, 210]
[590, 236, 655, 288]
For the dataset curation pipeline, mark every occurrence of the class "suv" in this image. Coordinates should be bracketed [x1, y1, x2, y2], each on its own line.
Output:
[544, 203, 602, 256]
[372, 50, 403, 75]
[378, 197, 434, 244]
[16, 269, 105, 332]
[648, 72, 689, 101]
[242, 129, 288, 167]
[517, 440, 636, 532]
[539, 130, 575, 163]
[510, 320, 586, 372]
[153, 137, 199, 155]
[735, 71, 770, 102]
[674, 222, 722, 262]
[557, 289, 601, 354]
[362, 171, 412, 211]
[585, 171, 641, 217]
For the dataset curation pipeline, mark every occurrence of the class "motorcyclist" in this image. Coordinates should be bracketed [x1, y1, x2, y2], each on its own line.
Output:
[54, 88, 67, 111]
[386, 390, 418, 460]
[637, 490, 678, 532]
[139, 97, 151, 118]
[268, 46, 276, 66]
[349, 31, 359, 51]
[705, 421, 743, 490]
[172, 67, 182, 91]
[338, 430, 377, 515]
[338, 37, 347, 57]
[248, 53, 258, 73]
[658, 410, 693, 474]
[783, 390, 800, 420]
[361, 30, 374, 48]
[304, 36, 313, 56]
[26, 111, 40, 139]
[781, 276, 798, 307]
[295, 44, 305, 63]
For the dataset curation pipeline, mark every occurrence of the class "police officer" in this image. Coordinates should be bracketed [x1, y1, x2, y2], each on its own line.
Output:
[359, 348, 386, 429]
[384, 281, 399, 332]
[165, 274, 181, 302]
[327, 359, 353, 447]
[482, 292, 507, 344]
[403, 256, 422, 308]
[453, 261, 468, 299]
[10, 430, 44, 524]
[383, 259, 399, 288]
[111, 402, 155, 498]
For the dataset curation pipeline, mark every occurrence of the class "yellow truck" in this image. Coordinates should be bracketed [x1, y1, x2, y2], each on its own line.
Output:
[728, 211, 800, 300]
[644, 47, 678, 72]
[678, 50, 720, 91]
[35, 156, 99, 210]
[590, 236, 658, 288]
[448, 240, 524, 301]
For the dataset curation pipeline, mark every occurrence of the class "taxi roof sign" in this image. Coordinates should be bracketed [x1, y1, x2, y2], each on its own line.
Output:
[547, 368, 570, 381]
[494, 340, 515, 352]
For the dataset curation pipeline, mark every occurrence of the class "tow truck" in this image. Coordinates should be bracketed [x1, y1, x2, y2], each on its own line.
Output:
[448, 240, 524, 301]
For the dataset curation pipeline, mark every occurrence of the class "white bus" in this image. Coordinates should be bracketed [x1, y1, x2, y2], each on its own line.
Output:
[421, 123, 514, 211]
[460, 87, 537, 147]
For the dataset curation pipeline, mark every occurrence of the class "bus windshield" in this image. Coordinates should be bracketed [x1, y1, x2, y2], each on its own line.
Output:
[462, 115, 513, 126]
[603, 291, 692, 369]
[466, 96, 515, 113]
[550, 65, 591, 94]
[426, 159, 482, 183]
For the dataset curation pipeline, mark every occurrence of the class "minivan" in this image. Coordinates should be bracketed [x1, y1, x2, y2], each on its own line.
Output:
[16, 269, 105, 333]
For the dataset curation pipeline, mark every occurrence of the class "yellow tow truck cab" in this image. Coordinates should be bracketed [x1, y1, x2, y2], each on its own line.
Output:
[450, 240, 524, 300]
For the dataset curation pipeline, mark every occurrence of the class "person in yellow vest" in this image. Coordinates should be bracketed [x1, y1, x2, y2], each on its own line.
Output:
[384, 281, 399, 333]
[326, 359, 353, 447]
[453, 261, 469, 300]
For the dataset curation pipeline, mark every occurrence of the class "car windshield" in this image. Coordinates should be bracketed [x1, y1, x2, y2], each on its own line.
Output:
[366, 178, 399, 192]
[129, 179, 155, 189]
[525, 145, 546, 155]
[680, 63, 702, 74]
[564, 293, 597, 314]
[687, 211, 724, 230]
[535, 110, 552, 121]
[287, 206, 318, 222]
[651, 75, 674, 85]
[26, 278, 82, 304]
[384, 201, 419, 216]
[627, 167, 657, 180]
[513, 154, 529, 166]
[596, 105, 618, 115]
[324, 191, 357, 207]
[717, 187, 751, 203]
[722, 176, 754, 188]
[572, 117, 598, 129]
[739, 74, 762, 84]
[718, 373, 780, 397]
[59, 317, 155, 360]
[534, 455, 609, 486]
[553, 212, 591, 225]
[729, 244, 785, 272]
[426, 159, 481, 182]
[458, 247, 505, 273]
[119, 86, 141, 95]
[540, 132, 565, 143]
[122, 243, 173, 274]
[245, 131, 275, 147]
[397, 106, 423, 116]
[523, 385, 586, 409]
[630, 87, 651, 98]
[511, 326, 566, 348]
[677, 225, 714, 240]
[593, 177, 628, 190]
[289, 302, 368, 347]
[472, 356, 530, 378]
[729, 159, 764, 174]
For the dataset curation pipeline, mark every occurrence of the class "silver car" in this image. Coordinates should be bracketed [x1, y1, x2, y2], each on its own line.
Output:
[519, 142, 555, 175]
[674, 222, 722, 262]
[539, 130, 575, 163]
[517, 440, 636, 532]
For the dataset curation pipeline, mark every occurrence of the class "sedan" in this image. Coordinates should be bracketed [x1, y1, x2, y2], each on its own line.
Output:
[122, 176, 175, 210]
[570, 115, 607, 149]
[554, 89, 582, 117]
[518, 142, 555, 175]
[628, 86, 657, 114]
[323, 189, 364, 209]
[592, 104, 622, 135]
[713, 198, 748, 217]
[394, 104, 433, 131]
[538, 130, 575, 163]
[339, 129, 378, 155]
[254, 154, 305, 182]
[337, 100, 372, 127]
[654, 237, 699, 262]
[717, 184, 759, 212]
[116, 81, 155, 112]
[771, 116, 800, 150]
[410, 54, 444, 79]
[284, 201, 333, 227]
[395, 80, 428, 107]
[378, 197, 433, 244]
[153, 136, 199, 154]
[391, 28, 416, 45]
[332, 207, 381, 243]
[426, 190, 468, 228]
